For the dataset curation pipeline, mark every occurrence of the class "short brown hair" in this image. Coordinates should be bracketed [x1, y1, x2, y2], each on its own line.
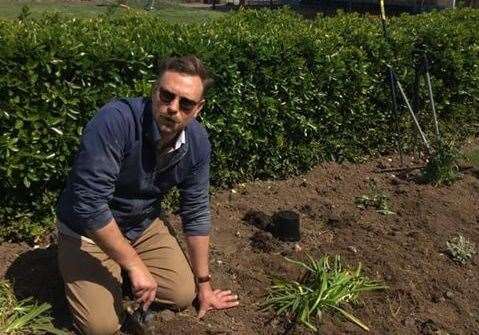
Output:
[155, 55, 213, 95]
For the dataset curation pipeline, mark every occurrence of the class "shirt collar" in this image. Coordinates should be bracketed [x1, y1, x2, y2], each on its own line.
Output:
[167, 129, 186, 153]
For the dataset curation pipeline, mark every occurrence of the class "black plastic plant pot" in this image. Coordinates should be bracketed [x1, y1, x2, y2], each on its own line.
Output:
[271, 210, 300, 242]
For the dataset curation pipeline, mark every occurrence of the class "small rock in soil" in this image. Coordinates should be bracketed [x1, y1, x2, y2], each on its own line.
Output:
[250, 231, 275, 253]
[445, 291, 454, 299]
[347, 246, 358, 254]
[300, 178, 309, 187]
[377, 162, 387, 169]
[403, 317, 416, 328]
[158, 309, 175, 322]
[394, 185, 408, 194]
[341, 321, 359, 333]
[419, 319, 439, 335]
[243, 210, 272, 231]
[431, 293, 442, 303]
[325, 209, 358, 229]
[390, 177, 400, 185]
[391, 176, 409, 186]
[270, 318, 281, 329]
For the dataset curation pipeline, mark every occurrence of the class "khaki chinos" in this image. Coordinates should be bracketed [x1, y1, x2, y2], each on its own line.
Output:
[57, 218, 196, 335]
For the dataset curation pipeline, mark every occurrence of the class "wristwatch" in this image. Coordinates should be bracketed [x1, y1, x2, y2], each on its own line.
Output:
[195, 274, 211, 284]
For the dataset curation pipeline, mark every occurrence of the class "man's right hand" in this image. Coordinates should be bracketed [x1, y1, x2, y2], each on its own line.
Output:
[127, 262, 158, 311]
[87, 219, 158, 311]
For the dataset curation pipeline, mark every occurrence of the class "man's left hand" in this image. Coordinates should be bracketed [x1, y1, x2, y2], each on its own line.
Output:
[197, 283, 239, 319]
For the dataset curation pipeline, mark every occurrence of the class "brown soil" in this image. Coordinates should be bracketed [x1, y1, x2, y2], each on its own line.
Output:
[1, 153, 478, 335]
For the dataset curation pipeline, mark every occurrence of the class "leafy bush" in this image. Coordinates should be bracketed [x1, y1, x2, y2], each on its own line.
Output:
[0, 8, 478, 241]
[262, 255, 386, 331]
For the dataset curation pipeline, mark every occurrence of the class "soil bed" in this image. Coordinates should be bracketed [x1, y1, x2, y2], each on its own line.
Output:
[1, 153, 478, 334]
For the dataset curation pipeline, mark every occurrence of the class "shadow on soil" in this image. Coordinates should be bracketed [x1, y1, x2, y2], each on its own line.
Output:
[5, 246, 72, 330]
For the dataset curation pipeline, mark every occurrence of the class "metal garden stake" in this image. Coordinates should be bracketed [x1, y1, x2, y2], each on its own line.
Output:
[378, 0, 438, 158]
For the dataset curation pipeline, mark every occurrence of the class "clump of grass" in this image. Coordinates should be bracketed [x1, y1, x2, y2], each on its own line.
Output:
[422, 140, 461, 186]
[262, 255, 386, 332]
[446, 234, 477, 265]
[355, 180, 395, 215]
[0, 280, 66, 335]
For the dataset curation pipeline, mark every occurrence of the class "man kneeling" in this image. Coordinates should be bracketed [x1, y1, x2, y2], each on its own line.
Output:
[56, 55, 239, 335]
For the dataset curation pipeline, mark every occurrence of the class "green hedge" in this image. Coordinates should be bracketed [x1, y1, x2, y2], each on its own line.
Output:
[1, 8, 478, 241]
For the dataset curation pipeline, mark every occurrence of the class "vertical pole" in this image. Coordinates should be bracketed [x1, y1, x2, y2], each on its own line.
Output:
[412, 57, 421, 157]
[423, 53, 441, 141]
[380, 0, 404, 166]
[395, 78, 432, 153]
[145, 0, 155, 10]
[380, 0, 386, 23]
[412, 61, 420, 125]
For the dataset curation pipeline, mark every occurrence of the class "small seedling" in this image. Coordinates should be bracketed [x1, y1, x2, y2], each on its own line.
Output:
[446, 234, 476, 265]
[422, 140, 461, 186]
[355, 180, 395, 215]
[0, 280, 66, 335]
[262, 255, 386, 332]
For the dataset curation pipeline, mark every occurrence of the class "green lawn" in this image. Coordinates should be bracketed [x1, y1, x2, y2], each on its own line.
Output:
[464, 147, 479, 168]
[0, 0, 227, 23]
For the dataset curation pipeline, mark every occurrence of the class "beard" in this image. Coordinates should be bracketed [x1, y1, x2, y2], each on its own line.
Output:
[157, 115, 181, 132]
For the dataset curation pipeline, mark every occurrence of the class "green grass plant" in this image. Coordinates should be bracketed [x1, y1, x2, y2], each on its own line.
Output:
[446, 234, 477, 265]
[0, 280, 67, 335]
[0, 0, 226, 23]
[0, 1, 110, 19]
[263, 255, 386, 332]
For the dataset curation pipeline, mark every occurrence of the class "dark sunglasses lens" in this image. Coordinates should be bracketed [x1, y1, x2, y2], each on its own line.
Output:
[180, 99, 196, 112]
[159, 89, 174, 103]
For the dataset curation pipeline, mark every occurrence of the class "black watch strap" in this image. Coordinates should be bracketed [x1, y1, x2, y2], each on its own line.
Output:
[196, 274, 211, 283]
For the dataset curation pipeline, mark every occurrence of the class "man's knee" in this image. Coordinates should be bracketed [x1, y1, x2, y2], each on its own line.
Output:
[167, 277, 196, 309]
[74, 313, 122, 335]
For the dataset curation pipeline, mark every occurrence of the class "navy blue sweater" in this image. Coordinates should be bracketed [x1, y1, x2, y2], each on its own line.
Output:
[56, 97, 211, 241]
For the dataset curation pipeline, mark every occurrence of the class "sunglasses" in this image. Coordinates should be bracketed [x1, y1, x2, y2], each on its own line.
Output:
[157, 87, 202, 113]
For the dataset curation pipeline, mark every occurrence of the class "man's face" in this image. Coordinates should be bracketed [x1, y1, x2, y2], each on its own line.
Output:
[152, 70, 205, 137]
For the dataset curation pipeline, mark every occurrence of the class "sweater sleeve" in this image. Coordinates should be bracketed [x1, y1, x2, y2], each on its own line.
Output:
[177, 140, 211, 236]
[68, 102, 130, 231]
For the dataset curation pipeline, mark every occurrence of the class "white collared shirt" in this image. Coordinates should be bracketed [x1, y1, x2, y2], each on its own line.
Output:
[166, 129, 186, 153]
